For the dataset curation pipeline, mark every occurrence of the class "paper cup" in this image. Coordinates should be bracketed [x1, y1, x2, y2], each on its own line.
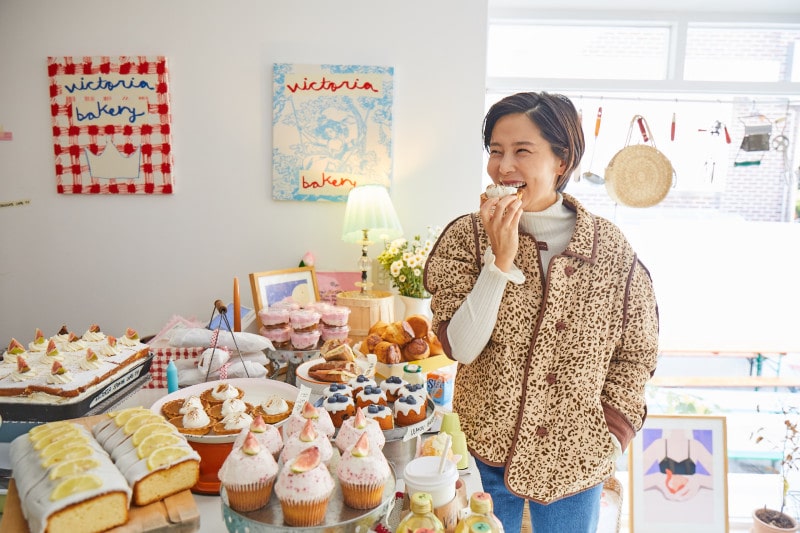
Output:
[403, 456, 458, 508]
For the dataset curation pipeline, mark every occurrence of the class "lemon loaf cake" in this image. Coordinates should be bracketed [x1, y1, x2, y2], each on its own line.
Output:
[91, 407, 201, 506]
[9, 421, 132, 533]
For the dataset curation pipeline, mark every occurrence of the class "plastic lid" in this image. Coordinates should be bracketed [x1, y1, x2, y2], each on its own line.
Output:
[470, 491, 493, 514]
[409, 492, 434, 513]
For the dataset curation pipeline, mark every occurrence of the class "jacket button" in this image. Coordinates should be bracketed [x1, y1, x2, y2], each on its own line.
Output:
[546, 373, 556, 384]
[564, 266, 576, 276]
[536, 426, 548, 437]
[555, 320, 566, 331]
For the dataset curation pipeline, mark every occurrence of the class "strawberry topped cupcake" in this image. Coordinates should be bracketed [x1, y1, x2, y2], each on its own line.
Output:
[335, 407, 386, 453]
[234, 415, 283, 460]
[280, 418, 334, 465]
[283, 401, 335, 441]
[337, 433, 392, 509]
[218, 431, 279, 512]
[274, 446, 335, 527]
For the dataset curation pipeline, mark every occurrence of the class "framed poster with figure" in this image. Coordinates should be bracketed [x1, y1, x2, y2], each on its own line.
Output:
[249, 266, 320, 312]
[628, 415, 729, 533]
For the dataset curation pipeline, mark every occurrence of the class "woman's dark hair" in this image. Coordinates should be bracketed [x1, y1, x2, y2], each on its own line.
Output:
[482, 92, 585, 192]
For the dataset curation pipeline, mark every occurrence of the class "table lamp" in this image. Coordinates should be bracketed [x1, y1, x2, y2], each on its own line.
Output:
[341, 184, 403, 294]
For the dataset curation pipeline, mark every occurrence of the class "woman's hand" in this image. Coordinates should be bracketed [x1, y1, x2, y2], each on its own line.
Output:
[480, 194, 523, 272]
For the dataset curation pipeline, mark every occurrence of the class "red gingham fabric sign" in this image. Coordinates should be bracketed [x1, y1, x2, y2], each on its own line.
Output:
[47, 56, 174, 195]
[147, 346, 204, 389]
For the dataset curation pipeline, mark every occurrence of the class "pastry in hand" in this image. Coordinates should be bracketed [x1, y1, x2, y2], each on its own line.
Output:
[480, 183, 523, 206]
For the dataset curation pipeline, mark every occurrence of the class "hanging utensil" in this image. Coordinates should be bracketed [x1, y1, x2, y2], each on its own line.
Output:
[581, 106, 604, 184]
[671, 112, 676, 141]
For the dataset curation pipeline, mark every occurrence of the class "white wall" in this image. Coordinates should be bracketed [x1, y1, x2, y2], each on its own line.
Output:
[0, 0, 489, 342]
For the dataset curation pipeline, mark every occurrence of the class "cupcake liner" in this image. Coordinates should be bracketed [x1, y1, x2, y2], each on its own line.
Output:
[339, 480, 386, 510]
[223, 478, 275, 512]
[278, 494, 332, 527]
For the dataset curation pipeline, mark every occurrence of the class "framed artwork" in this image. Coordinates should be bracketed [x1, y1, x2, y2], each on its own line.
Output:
[47, 56, 174, 194]
[315, 271, 361, 303]
[628, 415, 729, 533]
[271, 63, 394, 202]
[249, 266, 320, 312]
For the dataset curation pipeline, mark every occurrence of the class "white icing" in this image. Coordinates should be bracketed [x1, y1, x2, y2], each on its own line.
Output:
[220, 398, 247, 417]
[46, 370, 73, 384]
[179, 396, 205, 414]
[221, 411, 253, 431]
[260, 395, 289, 416]
[183, 407, 211, 429]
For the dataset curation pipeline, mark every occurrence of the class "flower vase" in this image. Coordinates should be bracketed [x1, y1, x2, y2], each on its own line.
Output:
[399, 295, 433, 321]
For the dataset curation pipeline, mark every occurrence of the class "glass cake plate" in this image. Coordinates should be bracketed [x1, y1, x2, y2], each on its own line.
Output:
[220, 460, 396, 533]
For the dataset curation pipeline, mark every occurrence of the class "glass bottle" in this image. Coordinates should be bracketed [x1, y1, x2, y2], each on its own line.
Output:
[454, 492, 504, 533]
[396, 492, 445, 533]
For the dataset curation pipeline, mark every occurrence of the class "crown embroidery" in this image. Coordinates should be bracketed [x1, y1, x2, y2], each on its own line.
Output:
[84, 140, 141, 180]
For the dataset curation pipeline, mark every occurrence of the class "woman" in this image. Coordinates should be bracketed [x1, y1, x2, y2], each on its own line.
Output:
[424, 92, 659, 532]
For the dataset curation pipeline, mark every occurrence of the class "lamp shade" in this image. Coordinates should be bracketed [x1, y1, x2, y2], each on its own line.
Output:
[341, 184, 403, 243]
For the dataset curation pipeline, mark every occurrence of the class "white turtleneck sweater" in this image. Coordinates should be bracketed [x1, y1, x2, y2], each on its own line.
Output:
[446, 194, 576, 366]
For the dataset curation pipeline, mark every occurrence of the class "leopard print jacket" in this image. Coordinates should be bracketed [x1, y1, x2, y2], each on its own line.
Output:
[424, 193, 659, 503]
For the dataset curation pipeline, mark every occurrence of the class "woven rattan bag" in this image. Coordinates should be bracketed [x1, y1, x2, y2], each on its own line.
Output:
[605, 115, 675, 208]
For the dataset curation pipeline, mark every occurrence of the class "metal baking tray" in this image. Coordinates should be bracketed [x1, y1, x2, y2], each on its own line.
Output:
[0, 353, 153, 423]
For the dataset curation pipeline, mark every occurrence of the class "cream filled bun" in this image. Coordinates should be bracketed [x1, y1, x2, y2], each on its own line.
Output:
[480, 183, 523, 205]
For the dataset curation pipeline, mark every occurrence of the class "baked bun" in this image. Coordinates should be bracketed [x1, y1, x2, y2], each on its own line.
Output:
[364, 333, 384, 354]
[368, 321, 390, 337]
[426, 331, 445, 355]
[373, 341, 402, 365]
[405, 314, 431, 339]
[402, 338, 430, 362]
[382, 321, 414, 345]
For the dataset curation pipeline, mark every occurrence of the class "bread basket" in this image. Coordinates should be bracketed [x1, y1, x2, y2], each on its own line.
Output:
[604, 115, 675, 208]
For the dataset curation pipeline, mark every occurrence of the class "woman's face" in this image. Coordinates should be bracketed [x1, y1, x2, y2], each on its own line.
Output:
[486, 113, 566, 212]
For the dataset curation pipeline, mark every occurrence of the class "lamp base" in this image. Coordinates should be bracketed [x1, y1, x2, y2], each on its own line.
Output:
[336, 290, 395, 344]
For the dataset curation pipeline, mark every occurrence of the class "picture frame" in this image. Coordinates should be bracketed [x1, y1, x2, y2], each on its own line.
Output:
[249, 266, 320, 312]
[628, 414, 729, 533]
[315, 271, 361, 303]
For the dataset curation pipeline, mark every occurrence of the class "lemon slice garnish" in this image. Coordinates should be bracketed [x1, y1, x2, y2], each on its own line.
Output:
[49, 457, 101, 480]
[123, 413, 163, 435]
[33, 426, 81, 450]
[137, 433, 184, 460]
[40, 435, 88, 460]
[112, 407, 151, 426]
[146, 445, 191, 471]
[29, 422, 74, 443]
[132, 422, 175, 447]
[50, 474, 103, 501]
[42, 444, 93, 468]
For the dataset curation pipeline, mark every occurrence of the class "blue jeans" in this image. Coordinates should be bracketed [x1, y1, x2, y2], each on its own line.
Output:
[475, 460, 602, 533]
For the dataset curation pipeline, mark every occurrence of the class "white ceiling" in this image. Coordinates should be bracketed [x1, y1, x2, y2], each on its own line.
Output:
[489, 0, 800, 15]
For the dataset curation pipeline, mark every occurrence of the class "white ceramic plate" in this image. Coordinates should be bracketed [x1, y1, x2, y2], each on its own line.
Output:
[295, 357, 371, 397]
[149, 377, 299, 444]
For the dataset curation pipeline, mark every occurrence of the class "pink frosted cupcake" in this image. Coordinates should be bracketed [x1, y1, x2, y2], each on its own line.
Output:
[283, 401, 335, 441]
[260, 324, 291, 349]
[320, 324, 350, 343]
[234, 415, 283, 460]
[337, 433, 392, 509]
[274, 446, 335, 527]
[290, 329, 320, 350]
[320, 305, 351, 327]
[289, 309, 321, 331]
[218, 431, 279, 512]
[258, 307, 291, 327]
[335, 407, 386, 453]
[280, 418, 334, 465]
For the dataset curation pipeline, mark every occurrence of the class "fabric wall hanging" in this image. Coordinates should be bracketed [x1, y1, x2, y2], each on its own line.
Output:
[47, 56, 174, 195]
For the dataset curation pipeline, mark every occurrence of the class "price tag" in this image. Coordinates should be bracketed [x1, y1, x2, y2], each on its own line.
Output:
[403, 414, 434, 442]
[364, 359, 376, 378]
[292, 385, 312, 415]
